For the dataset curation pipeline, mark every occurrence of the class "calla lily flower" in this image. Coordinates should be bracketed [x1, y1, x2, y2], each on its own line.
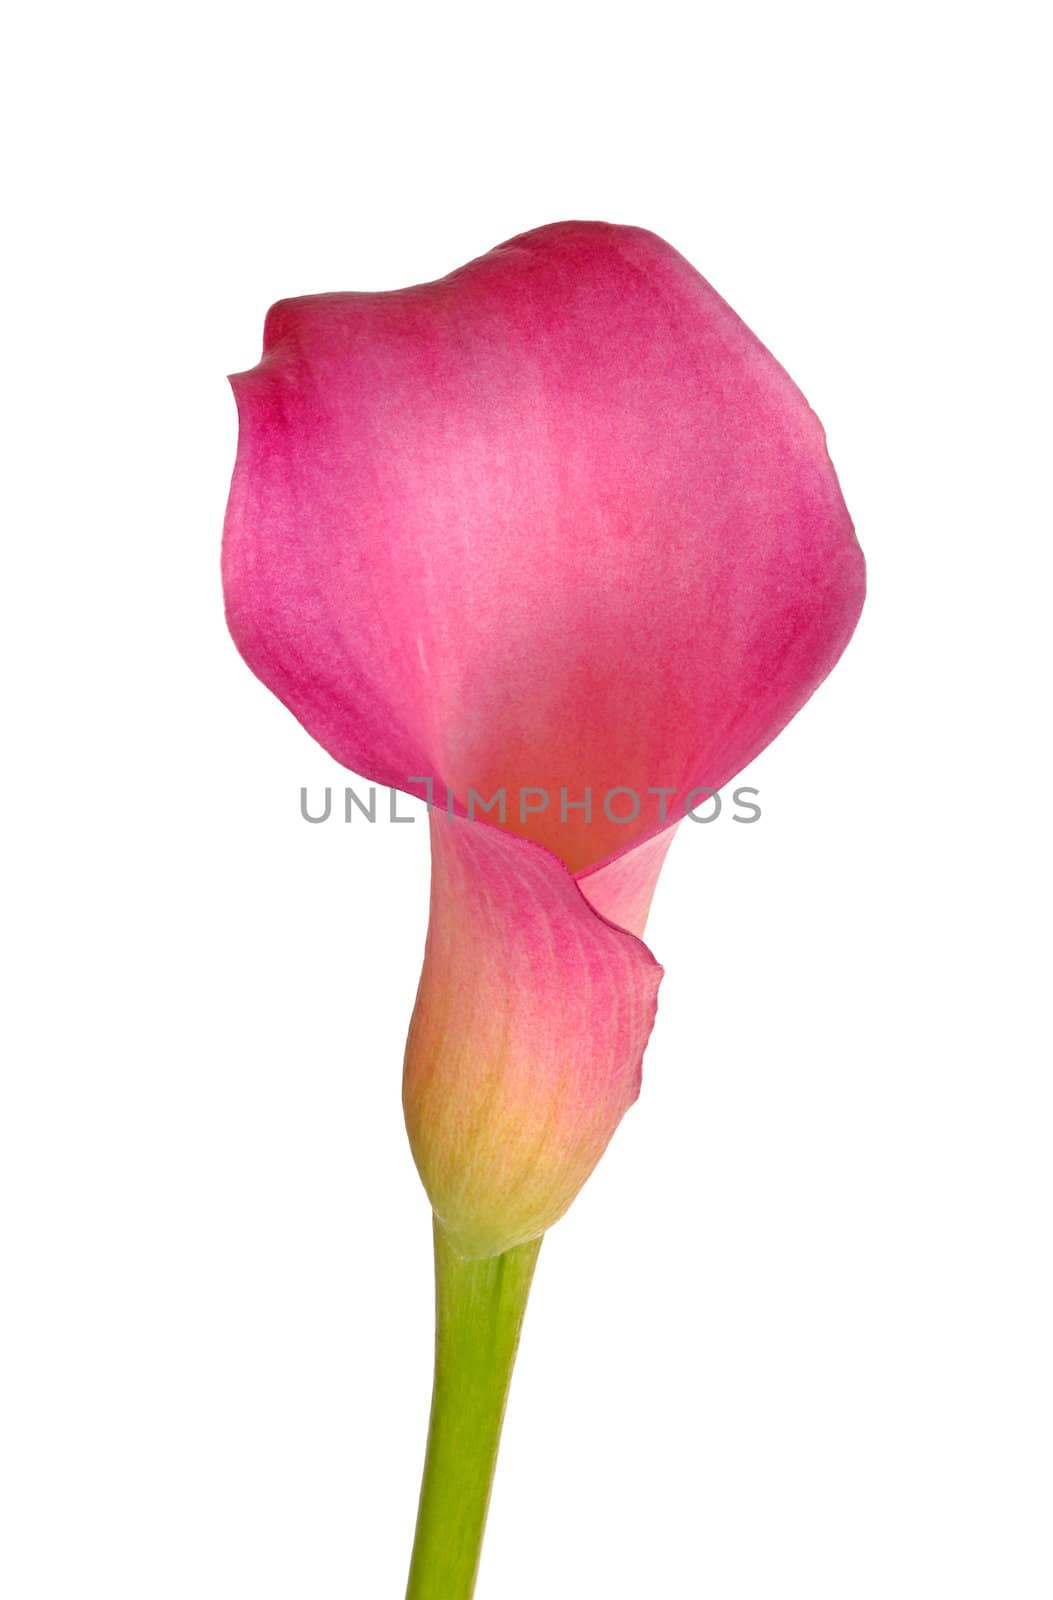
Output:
[223, 220, 864, 1597]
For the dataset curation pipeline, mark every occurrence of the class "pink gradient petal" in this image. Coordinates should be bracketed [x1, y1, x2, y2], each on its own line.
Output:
[223, 220, 864, 877]
[403, 812, 662, 1257]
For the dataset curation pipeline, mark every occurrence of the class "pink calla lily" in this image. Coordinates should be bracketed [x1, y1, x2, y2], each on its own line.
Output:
[224, 219, 863, 1254]
[223, 219, 864, 1594]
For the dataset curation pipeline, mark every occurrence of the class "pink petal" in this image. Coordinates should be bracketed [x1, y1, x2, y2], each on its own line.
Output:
[224, 220, 864, 877]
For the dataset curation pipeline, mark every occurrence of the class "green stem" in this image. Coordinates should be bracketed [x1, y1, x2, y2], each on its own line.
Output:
[406, 1219, 542, 1600]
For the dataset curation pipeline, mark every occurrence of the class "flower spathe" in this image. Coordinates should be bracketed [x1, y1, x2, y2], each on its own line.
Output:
[224, 221, 865, 1258]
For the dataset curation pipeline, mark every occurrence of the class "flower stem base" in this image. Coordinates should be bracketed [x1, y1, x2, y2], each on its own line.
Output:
[405, 1219, 542, 1600]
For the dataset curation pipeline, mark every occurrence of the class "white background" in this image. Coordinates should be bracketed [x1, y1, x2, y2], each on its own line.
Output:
[4, 3, 1050, 1596]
